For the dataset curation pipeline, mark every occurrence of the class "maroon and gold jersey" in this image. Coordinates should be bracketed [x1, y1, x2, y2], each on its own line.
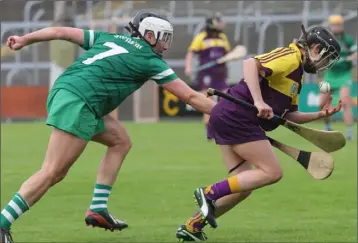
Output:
[223, 43, 304, 131]
[188, 31, 231, 86]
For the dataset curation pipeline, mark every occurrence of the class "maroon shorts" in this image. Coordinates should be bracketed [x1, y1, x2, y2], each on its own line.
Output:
[207, 97, 268, 145]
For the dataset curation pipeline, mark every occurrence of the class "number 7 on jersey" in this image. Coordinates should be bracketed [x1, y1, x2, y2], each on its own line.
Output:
[83, 42, 129, 65]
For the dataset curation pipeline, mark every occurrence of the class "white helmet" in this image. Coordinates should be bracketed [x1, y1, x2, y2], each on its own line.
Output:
[125, 11, 173, 55]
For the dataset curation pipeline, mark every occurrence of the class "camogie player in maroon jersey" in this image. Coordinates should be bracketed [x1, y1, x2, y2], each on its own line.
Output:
[176, 25, 342, 242]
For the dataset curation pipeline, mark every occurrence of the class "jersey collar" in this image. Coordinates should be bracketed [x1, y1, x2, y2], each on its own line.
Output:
[289, 43, 303, 62]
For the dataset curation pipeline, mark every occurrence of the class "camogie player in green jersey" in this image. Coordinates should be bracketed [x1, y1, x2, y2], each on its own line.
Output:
[1, 11, 215, 243]
[320, 15, 357, 140]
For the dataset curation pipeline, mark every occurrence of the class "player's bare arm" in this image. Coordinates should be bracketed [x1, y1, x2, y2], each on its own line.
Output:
[184, 51, 194, 76]
[7, 27, 85, 51]
[286, 89, 342, 124]
[284, 102, 342, 124]
[243, 58, 274, 119]
[162, 78, 215, 115]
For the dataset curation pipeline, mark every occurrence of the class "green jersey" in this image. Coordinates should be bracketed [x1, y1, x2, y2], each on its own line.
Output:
[52, 30, 178, 118]
[323, 33, 357, 87]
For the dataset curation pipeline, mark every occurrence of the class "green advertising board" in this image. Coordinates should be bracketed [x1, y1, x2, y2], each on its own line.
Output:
[298, 82, 357, 120]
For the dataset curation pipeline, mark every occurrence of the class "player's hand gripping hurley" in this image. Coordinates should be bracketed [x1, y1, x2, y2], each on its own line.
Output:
[207, 88, 346, 153]
[195, 45, 247, 72]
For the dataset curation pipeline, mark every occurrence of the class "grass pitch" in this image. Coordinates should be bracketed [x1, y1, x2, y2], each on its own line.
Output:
[1, 121, 357, 242]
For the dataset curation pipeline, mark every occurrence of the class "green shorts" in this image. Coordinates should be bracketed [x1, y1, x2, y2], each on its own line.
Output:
[324, 70, 353, 89]
[46, 89, 105, 141]
[325, 79, 352, 89]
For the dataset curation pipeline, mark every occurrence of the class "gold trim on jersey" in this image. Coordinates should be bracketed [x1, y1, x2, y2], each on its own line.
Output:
[257, 47, 284, 61]
[259, 48, 296, 64]
[202, 38, 228, 50]
[188, 31, 230, 52]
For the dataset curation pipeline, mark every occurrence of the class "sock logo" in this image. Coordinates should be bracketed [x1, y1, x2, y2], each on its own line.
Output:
[204, 186, 214, 195]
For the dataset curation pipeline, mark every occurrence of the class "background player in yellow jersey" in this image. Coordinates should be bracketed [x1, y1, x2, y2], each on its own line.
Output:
[184, 13, 231, 136]
[320, 15, 357, 140]
[176, 26, 342, 241]
[1, 11, 216, 243]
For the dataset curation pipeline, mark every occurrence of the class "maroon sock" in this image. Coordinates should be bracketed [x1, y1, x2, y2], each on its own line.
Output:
[204, 180, 232, 201]
[185, 211, 206, 232]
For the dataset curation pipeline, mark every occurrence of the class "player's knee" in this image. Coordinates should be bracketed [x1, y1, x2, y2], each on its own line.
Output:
[50, 169, 69, 186]
[121, 139, 132, 154]
[267, 170, 283, 184]
[119, 134, 132, 152]
[111, 134, 132, 155]
[39, 167, 69, 187]
[52, 173, 67, 185]
[260, 160, 283, 184]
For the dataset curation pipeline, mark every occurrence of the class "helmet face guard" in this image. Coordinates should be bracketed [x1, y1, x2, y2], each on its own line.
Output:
[298, 25, 341, 74]
[158, 32, 173, 55]
[125, 11, 173, 56]
[308, 41, 340, 72]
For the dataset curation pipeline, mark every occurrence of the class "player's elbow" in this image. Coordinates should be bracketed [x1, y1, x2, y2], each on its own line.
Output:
[163, 79, 192, 103]
[185, 90, 197, 104]
[187, 91, 215, 115]
[284, 112, 306, 124]
[51, 27, 82, 44]
[50, 27, 68, 40]
[174, 87, 195, 104]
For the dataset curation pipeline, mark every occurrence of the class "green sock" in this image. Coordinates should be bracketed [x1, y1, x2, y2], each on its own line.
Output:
[1, 193, 29, 229]
[89, 184, 112, 212]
